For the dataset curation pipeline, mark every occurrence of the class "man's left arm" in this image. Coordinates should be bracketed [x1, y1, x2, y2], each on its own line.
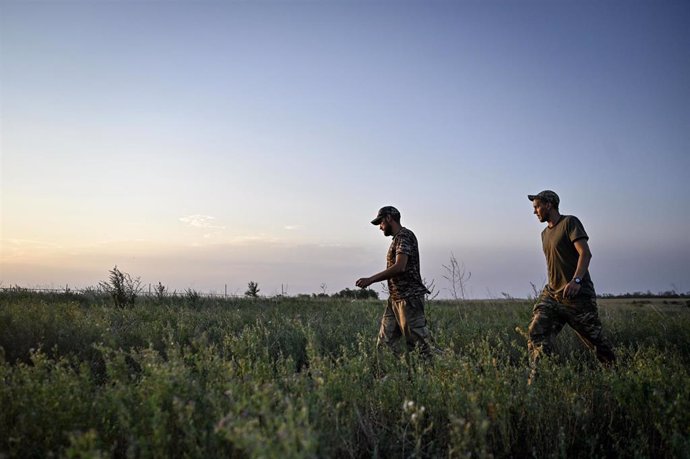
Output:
[563, 238, 592, 298]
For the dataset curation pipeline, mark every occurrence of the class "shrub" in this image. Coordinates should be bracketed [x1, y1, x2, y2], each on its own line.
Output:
[99, 266, 142, 308]
[332, 287, 379, 300]
[245, 281, 260, 298]
[1, 297, 688, 457]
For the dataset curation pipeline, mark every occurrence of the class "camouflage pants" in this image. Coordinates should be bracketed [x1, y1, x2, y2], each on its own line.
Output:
[528, 292, 616, 377]
[377, 296, 433, 358]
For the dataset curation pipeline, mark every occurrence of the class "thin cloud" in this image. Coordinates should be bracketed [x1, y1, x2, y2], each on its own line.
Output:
[0, 239, 64, 259]
[179, 215, 226, 230]
[284, 225, 303, 231]
[5, 239, 63, 249]
[229, 234, 281, 244]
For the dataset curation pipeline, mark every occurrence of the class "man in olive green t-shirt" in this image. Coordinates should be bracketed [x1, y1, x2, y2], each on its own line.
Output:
[527, 190, 615, 383]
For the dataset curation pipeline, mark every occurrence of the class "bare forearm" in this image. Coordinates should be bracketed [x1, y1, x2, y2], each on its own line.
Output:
[563, 240, 592, 298]
[574, 252, 591, 280]
[356, 257, 406, 289]
[367, 265, 404, 284]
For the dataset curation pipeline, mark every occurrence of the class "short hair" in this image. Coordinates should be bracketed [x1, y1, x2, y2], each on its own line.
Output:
[535, 197, 559, 211]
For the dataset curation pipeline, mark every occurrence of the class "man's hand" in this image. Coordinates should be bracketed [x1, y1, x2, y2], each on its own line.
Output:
[563, 280, 581, 299]
[355, 254, 407, 290]
[356, 277, 372, 289]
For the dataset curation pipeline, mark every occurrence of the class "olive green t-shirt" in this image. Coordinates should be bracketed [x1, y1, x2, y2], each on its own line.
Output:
[541, 215, 595, 297]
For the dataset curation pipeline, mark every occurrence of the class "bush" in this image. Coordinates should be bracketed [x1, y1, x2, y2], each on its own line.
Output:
[0, 296, 688, 457]
[99, 266, 142, 308]
[245, 281, 260, 298]
[332, 287, 379, 300]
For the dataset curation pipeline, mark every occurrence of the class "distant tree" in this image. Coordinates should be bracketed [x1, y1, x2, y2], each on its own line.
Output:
[99, 265, 142, 308]
[333, 288, 378, 300]
[245, 281, 260, 298]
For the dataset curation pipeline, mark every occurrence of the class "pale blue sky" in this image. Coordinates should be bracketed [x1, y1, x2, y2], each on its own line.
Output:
[2, 0, 689, 297]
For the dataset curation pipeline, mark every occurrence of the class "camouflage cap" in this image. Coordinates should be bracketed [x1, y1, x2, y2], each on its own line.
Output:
[528, 190, 560, 207]
[371, 206, 400, 225]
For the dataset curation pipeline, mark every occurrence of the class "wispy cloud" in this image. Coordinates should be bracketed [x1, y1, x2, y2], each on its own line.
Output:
[179, 215, 226, 230]
[4, 239, 63, 249]
[284, 225, 303, 231]
[229, 234, 282, 244]
[0, 239, 64, 259]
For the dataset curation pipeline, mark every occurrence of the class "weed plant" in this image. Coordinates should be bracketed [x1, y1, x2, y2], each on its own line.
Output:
[0, 291, 688, 458]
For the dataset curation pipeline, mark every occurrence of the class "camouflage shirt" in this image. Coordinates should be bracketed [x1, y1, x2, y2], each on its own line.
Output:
[387, 227, 430, 300]
[541, 215, 596, 298]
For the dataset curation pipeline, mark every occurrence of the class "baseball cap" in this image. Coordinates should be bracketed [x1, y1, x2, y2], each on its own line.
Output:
[371, 206, 400, 225]
[527, 190, 560, 207]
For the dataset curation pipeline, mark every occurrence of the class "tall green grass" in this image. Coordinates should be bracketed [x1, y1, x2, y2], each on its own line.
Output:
[1, 292, 688, 458]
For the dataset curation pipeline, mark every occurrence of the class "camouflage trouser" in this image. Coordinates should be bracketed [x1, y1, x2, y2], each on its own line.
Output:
[377, 295, 433, 358]
[527, 292, 616, 378]
[528, 292, 615, 379]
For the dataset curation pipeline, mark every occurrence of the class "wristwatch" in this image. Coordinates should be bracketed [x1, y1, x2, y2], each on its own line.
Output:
[573, 277, 582, 285]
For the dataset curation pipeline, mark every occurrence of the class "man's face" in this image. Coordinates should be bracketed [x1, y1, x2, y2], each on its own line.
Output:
[533, 199, 551, 223]
[379, 215, 393, 236]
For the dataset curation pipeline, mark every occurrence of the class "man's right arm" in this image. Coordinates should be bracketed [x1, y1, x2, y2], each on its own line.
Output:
[356, 253, 409, 288]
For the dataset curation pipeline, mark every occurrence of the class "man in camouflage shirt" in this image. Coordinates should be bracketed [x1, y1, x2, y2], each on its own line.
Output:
[527, 190, 616, 383]
[356, 206, 433, 358]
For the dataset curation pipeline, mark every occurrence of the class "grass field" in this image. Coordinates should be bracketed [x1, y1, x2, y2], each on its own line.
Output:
[1, 290, 688, 458]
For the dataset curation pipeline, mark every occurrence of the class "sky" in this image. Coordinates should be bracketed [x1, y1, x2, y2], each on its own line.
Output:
[1, 0, 689, 298]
